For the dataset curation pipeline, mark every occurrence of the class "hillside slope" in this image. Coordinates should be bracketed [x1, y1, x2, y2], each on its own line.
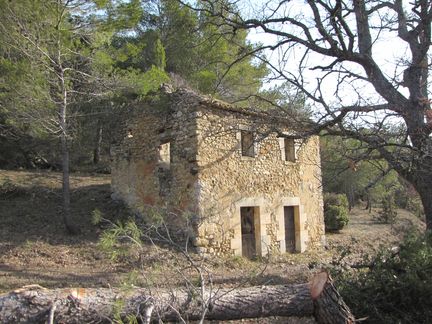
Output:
[0, 170, 425, 294]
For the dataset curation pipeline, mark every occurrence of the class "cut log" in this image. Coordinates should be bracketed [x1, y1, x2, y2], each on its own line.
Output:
[311, 271, 355, 324]
[0, 272, 354, 323]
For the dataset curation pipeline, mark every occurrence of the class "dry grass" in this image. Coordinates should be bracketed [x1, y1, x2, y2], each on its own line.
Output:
[0, 170, 124, 292]
[325, 205, 425, 265]
[0, 170, 426, 294]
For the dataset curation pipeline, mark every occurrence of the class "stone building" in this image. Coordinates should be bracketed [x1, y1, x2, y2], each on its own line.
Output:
[111, 87, 325, 258]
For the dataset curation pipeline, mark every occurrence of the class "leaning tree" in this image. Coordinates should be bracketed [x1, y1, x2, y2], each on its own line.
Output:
[185, 0, 432, 229]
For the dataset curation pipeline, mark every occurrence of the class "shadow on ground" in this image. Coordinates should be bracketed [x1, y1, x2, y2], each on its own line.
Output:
[0, 264, 120, 290]
[0, 180, 128, 246]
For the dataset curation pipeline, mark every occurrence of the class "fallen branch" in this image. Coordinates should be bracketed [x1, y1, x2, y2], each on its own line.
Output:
[0, 271, 354, 323]
[350, 246, 401, 270]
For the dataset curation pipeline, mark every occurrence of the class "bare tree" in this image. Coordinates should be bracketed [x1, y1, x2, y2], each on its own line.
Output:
[182, 0, 432, 229]
[0, 0, 104, 233]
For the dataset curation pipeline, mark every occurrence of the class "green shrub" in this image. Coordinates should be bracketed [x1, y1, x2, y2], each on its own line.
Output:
[0, 177, 16, 196]
[406, 197, 425, 219]
[325, 205, 349, 231]
[0, 176, 28, 198]
[394, 183, 424, 218]
[98, 220, 143, 262]
[335, 232, 432, 323]
[324, 193, 349, 231]
[375, 194, 397, 224]
[324, 192, 349, 210]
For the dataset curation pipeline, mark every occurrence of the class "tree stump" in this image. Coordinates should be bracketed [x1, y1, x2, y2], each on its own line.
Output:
[311, 271, 355, 324]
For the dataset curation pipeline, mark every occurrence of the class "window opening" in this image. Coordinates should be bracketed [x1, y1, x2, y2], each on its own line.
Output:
[241, 131, 254, 157]
[158, 140, 172, 196]
[158, 141, 171, 169]
[284, 138, 296, 162]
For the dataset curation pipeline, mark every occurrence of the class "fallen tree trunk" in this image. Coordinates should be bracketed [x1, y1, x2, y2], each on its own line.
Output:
[0, 271, 354, 323]
[311, 272, 355, 324]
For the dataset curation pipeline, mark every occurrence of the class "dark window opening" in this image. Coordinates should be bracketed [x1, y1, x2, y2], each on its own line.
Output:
[241, 131, 254, 157]
[284, 138, 296, 162]
[284, 206, 296, 253]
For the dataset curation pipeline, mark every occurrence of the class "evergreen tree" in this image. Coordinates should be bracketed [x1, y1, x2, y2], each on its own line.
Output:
[0, 0, 162, 232]
[116, 0, 268, 102]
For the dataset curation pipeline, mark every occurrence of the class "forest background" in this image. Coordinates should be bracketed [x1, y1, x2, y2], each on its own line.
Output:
[0, 0, 418, 218]
[0, 1, 430, 322]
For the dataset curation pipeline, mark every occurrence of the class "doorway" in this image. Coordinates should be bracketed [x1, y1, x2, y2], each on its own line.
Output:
[284, 206, 296, 253]
[241, 207, 257, 259]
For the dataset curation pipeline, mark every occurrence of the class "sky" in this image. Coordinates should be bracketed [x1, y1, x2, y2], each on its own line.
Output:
[239, 0, 412, 114]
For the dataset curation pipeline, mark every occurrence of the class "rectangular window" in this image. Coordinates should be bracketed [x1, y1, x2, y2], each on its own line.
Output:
[284, 138, 296, 162]
[241, 131, 254, 157]
[158, 141, 172, 196]
[158, 141, 171, 168]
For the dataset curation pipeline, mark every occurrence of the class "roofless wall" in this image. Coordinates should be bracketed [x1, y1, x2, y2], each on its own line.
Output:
[111, 88, 325, 257]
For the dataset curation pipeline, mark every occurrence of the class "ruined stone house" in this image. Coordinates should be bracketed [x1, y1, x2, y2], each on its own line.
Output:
[111, 87, 325, 258]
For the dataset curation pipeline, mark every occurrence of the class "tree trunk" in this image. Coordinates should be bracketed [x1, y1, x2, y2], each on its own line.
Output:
[60, 131, 75, 235]
[344, 185, 355, 211]
[311, 272, 355, 324]
[416, 178, 432, 230]
[60, 105, 74, 234]
[0, 272, 354, 323]
[365, 194, 372, 213]
[93, 122, 103, 165]
[58, 66, 77, 235]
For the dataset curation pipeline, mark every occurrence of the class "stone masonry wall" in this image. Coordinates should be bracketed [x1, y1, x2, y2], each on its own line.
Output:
[193, 104, 325, 256]
[111, 88, 325, 256]
[110, 93, 201, 230]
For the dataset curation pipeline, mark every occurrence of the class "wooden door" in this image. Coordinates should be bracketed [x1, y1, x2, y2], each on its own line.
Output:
[284, 206, 296, 253]
[241, 207, 256, 259]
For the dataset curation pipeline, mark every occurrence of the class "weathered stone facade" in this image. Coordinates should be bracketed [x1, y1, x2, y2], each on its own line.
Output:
[111, 87, 325, 257]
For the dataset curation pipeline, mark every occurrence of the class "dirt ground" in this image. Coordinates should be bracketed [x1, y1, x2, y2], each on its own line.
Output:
[0, 170, 426, 295]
